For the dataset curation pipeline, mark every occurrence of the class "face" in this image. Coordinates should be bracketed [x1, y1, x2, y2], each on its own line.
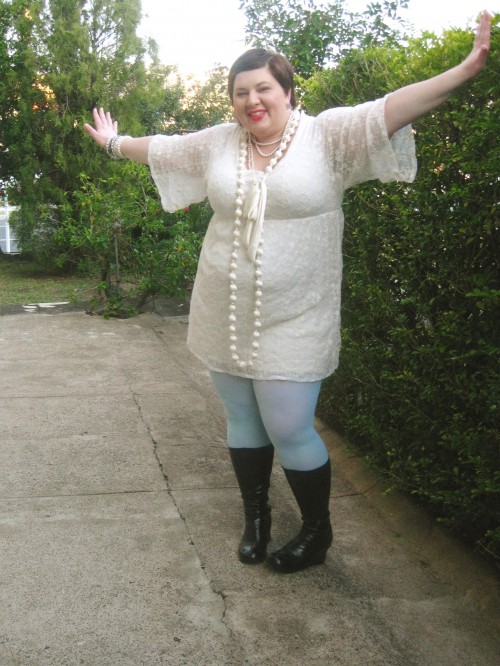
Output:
[231, 66, 291, 141]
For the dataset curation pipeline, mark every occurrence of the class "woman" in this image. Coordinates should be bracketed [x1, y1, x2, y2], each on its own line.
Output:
[85, 12, 491, 574]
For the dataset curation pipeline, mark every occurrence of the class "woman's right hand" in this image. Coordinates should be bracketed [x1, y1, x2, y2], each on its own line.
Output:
[83, 107, 152, 164]
[83, 107, 118, 148]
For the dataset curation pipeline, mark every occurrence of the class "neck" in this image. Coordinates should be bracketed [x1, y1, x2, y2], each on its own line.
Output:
[250, 110, 294, 145]
[245, 109, 300, 171]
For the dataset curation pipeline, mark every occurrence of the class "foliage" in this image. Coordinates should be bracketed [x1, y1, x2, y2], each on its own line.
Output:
[0, 0, 46, 227]
[177, 66, 233, 130]
[54, 161, 207, 315]
[1, 0, 183, 245]
[239, 0, 411, 77]
[0, 0, 228, 312]
[303, 23, 500, 562]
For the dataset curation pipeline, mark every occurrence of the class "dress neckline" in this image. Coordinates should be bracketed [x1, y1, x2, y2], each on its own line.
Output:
[244, 111, 304, 174]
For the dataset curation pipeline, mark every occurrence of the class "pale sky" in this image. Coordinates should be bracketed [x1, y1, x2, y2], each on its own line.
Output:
[138, 0, 497, 78]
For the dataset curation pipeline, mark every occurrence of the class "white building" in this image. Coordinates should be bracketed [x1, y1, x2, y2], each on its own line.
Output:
[0, 200, 20, 254]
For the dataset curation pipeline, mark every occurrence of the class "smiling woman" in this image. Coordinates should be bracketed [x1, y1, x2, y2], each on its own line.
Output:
[232, 71, 291, 141]
[84, 13, 492, 575]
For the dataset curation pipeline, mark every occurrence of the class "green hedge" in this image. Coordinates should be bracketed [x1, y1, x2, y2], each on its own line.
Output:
[303, 25, 499, 562]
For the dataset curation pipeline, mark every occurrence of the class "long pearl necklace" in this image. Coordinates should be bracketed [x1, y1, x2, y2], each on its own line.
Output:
[229, 109, 300, 370]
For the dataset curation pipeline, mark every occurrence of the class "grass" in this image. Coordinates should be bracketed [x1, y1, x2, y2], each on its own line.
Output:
[0, 255, 98, 306]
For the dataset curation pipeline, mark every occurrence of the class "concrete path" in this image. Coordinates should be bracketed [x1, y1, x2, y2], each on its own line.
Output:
[0, 310, 498, 666]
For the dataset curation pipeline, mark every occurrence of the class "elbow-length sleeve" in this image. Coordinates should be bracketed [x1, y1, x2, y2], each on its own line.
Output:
[148, 124, 227, 212]
[317, 95, 417, 190]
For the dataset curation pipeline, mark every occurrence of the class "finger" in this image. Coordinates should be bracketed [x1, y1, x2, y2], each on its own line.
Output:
[104, 110, 118, 132]
[98, 107, 108, 125]
[478, 11, 491, 43]
[83, 123, 95, 137]
[94, 107, 107, 129]
[92, 107, 101, 127]
[83, 124, 100, 142]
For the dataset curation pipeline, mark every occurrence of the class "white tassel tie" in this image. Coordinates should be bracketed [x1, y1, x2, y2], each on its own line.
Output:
[242, 179, 267, 262]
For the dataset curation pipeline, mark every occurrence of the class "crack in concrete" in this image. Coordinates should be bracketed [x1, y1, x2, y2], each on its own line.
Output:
[132, 391, 232, 637]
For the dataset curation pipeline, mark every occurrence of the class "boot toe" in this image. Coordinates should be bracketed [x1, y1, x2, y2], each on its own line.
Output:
[238, 528, 270, 564]
[266, 548, 328, 573]
[266, 524, 332, 573]
[239, 546, 267, 564]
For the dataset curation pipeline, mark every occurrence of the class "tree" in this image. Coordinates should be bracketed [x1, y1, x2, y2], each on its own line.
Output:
[1, 0, 185, 261]
[0, 0, 46, 225]
[177, 66, 233, 131]
[0, 1, 15, 185]
[239, 0, 410, 77]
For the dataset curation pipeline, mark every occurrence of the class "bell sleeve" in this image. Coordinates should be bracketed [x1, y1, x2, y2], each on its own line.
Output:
[148, 124, 226, 212]
[317, 95, 417, 190]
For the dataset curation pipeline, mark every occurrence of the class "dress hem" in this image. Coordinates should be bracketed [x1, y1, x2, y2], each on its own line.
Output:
[187, 343, 337, 382]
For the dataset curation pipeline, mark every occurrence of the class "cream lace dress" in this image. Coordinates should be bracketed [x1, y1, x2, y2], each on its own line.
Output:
[148, 95, 417, 381]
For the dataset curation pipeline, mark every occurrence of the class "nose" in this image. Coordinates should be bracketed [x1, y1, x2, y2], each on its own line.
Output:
[247, 89, 260, 106]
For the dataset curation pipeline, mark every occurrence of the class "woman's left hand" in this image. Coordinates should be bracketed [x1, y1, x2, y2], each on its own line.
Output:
[385, 10, 493, 136]
[460, 10, 492, 79]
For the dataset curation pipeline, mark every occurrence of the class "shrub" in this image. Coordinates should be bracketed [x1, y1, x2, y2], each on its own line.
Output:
[55, 161, 208, 315]
[304, 25, 499, 562]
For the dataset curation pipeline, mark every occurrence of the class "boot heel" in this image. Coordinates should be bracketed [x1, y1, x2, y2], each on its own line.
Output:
[310, 548, 328, 566]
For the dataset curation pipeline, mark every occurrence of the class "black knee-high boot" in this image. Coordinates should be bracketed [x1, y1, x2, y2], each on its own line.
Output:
[267, 459, 332, 573]
[228, 444, 274, 564]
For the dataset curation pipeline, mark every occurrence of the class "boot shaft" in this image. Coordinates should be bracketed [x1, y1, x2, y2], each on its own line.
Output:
[228, 445, 274, 564]
[266, 460, 332, 573]
[283, 460, 331, 526]
[229, 444, 274, 509]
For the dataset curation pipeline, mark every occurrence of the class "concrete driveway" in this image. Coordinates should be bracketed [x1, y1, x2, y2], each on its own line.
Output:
[0, 309, 498, 665]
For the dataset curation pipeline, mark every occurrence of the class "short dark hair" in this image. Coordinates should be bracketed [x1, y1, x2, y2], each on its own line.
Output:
[228, 48, 296, 108]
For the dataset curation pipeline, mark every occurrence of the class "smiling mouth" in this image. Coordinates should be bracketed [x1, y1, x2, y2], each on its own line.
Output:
[248, 110, 267, 121]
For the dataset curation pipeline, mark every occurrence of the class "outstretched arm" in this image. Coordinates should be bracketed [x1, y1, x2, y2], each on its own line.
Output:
[83, 107, 152, 164]
[385, 10, 492, 137]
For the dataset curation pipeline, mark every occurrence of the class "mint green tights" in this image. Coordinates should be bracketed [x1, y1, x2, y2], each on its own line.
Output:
[210, 371, 329, 472]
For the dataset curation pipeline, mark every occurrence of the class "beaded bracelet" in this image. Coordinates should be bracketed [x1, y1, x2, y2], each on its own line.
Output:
[105, 134, 131, 159]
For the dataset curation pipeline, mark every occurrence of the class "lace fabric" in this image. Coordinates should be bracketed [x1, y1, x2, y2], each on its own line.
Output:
[148, 95, 417, 381]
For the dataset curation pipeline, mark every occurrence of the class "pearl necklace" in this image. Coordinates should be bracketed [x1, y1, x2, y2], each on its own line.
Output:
[253, 137, 282, 146]
[229, 109, 300, 369]
[251, 140, 280, 158]
[249, 111, 297, 158]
